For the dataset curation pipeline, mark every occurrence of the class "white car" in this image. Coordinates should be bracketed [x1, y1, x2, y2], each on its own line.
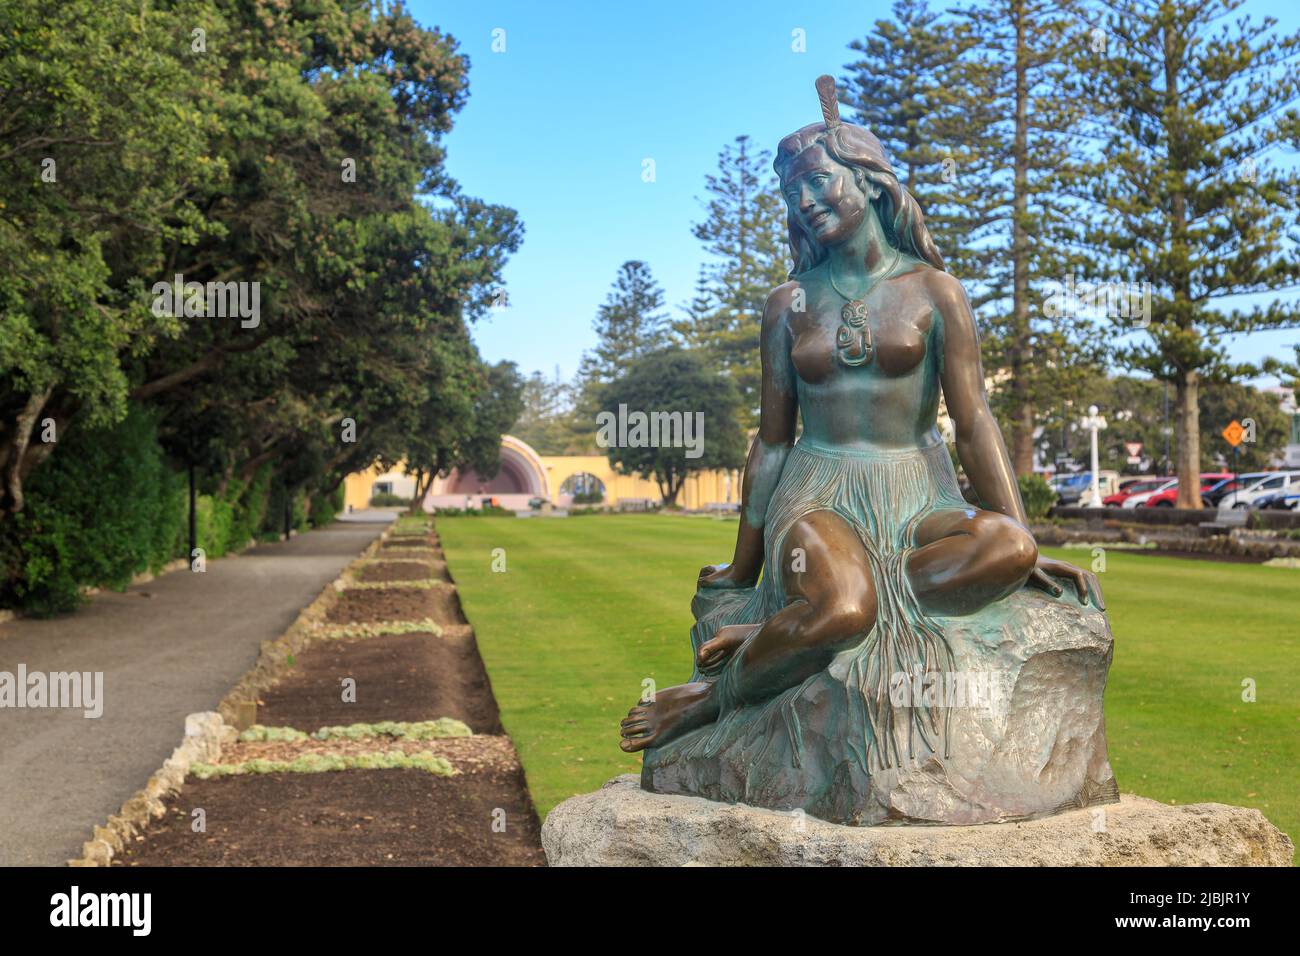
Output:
[1122, 478, 1177, 508]
[1218, 471, 1300, 509]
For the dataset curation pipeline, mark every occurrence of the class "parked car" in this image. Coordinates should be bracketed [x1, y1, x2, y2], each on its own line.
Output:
[1103, 477, 1171, 507]
[1054, 470, 1121, 506]
[1253, 488, 1300, 510]
[1218, 471, 1300, 509]
[1203, 472, 1271, 507]
[1142, 472, 1233, 507]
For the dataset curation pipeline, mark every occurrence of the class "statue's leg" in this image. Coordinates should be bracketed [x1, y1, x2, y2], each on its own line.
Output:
[906, 507, 1038, 617]
[620, 510, 876, 752]
[723, 509, 878, 703]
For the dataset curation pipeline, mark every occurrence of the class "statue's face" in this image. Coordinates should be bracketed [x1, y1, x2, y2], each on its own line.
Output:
[781, 144, 868, 246]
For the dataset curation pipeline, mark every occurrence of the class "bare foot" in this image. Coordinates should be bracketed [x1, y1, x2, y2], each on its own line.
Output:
[697, 623, 761, 669]
[619, 682, 718, 752]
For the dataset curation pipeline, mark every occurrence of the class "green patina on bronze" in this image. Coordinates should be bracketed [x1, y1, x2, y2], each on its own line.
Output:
[620, 76, 1119, 826]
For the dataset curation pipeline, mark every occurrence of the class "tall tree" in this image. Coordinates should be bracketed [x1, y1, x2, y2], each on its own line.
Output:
[675, 136, 788, 428]
[844, 0, 1103, 475]
[599, 349, 747, 506]
[0, 0, 219, 513]
[577, 261, 669, 420]
[511, 368, 594, 455]
[1074, 0, 1300, 507]
[955, 0, 1106, 475]
[841, 0, 996, 280]
[0, 0, 522, 518]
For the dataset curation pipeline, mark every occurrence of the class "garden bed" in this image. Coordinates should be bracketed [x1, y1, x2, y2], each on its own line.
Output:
[1032, 522, 1300, 561]
[256, 630, 502, 733]
[111, 757, 543, 866]
[355, 559, 447, 583]
[99, 519, 544, 867]
[327, 582, 462, 624]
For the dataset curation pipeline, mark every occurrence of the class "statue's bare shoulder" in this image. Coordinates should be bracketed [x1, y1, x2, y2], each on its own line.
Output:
[762, 279, 802, 339]
[915, 266, 974, 321]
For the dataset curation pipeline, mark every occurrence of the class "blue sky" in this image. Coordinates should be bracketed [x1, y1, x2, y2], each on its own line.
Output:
[409, 0, 1300, 386]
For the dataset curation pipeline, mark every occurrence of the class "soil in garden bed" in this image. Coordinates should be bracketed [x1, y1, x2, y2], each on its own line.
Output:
[326, 583, 463, 624]
[256, 629, 502, 733]
[111, 761, 544, 866]
[380, 538, 438, 551]
[355, 560, 449, 583]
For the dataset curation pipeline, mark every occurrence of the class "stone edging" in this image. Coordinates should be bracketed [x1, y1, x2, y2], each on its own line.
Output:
[214, 527, 393, 727]
[67, 522, 397, 866]
[68, 712, 232, 867]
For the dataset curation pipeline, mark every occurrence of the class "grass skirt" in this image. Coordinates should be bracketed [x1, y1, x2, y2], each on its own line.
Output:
[681, 436, 971, 773]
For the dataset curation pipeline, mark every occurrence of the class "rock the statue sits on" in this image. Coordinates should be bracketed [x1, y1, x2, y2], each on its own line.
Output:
[618, 76, 1119, 827]
[642, 586, 1117, 825]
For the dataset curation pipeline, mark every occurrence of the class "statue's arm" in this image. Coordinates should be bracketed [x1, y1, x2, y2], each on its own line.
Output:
[932, 272, 1028, 526]
[933, 272, 1104, 607]
[699, 285, 798, 589]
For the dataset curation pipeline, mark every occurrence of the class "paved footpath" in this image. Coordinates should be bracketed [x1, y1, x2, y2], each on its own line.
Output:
[0, 513, 394, 866]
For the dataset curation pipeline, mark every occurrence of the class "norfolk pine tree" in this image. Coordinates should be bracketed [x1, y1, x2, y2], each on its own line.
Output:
[675, 136, 788, 428]
[1073, 0, 1300, 507]
[842, 0, 1104, 475]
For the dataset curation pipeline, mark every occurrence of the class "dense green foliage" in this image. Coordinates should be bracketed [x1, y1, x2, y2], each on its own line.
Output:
[1071, 0, 1300, 505]
[0, 0, 523, 610]
[510, 370, 594, 455]
[598, 350, 747, 506]
[0, 409, 184, 615]
[1017, 473, 1058, 520]
[1042, 373, 1292, 474]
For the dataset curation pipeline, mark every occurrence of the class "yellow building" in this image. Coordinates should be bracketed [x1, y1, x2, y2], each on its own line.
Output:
[343, 434, 742, 512]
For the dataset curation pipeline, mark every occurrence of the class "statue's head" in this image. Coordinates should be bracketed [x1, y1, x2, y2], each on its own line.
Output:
[774, 76, 945, 276]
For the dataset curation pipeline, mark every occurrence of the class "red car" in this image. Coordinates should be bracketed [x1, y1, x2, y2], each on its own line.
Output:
[1102, 477, 1171, 507]
[1142, 473, 1233, 507]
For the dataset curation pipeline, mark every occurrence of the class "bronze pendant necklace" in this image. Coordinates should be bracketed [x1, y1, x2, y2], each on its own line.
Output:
[828, 247, 899, 368]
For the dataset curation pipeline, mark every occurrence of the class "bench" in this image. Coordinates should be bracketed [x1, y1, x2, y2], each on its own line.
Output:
[1199, 507, 1249, 536]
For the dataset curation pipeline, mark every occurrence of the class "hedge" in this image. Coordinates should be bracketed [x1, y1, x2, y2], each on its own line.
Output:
[0, 407, 185, 616]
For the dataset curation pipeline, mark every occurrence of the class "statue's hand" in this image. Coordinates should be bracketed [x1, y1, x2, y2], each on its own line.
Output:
[698, 563, 755, 590]
[1026, 555, 1105, 610]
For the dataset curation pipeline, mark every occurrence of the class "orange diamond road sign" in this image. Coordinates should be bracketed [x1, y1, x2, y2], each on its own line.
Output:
[1222, 420, 1245, 447]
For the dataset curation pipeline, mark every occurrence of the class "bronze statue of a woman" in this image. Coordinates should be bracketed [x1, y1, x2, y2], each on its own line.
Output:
[620, 77, 1118, 826]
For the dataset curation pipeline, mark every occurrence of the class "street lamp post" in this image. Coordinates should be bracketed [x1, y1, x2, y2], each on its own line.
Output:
[1081, 405, 1108, 507]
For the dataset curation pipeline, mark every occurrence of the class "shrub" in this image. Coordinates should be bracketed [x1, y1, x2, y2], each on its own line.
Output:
[1018, 474, 1058, 521]
[193, 467, 274, 558]
[0, 407, 185, 615]
[260, 480, 310, 538]
[431, 505, 514, 517]
[310, 484, 346, 527]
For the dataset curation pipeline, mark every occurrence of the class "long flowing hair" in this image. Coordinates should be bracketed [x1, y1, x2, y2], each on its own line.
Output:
[774, 122, 945, 277]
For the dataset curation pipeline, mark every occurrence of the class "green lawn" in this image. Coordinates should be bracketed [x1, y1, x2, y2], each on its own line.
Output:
[439, 513, 1299, 859]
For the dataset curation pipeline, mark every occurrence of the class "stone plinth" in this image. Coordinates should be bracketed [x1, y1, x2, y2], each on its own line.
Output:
[542, 775, 1294, 867]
